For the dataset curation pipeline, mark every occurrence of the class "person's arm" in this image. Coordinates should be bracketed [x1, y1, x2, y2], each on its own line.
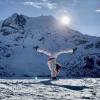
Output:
[55, 49, 73, 58]
[37, 49, 52, 56]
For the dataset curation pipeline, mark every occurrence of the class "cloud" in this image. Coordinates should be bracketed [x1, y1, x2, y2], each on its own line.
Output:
[23, 2, 42, 8]
[96, 9, 100, 13]
[45, 2, 57, 9]
[23, 1, 57, 9]
[42, 0, 48, 2]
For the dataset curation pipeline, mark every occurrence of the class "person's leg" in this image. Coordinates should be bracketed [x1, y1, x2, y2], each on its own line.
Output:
[56, 64, 61, 72]
[55, 64, 61, 76]
[51, 70, 57, 79]
[56, 69, 60, 76]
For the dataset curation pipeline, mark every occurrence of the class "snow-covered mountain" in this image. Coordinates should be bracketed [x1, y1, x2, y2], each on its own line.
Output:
[0, 13, 100, 77]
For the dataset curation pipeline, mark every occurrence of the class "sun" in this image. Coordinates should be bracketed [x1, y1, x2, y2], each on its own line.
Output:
[61, 16, 71, 25]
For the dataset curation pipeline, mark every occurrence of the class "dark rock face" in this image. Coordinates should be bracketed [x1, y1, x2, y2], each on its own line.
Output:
[96, 59, 100, 66]
[13, 15, 26, 27]
[83, 56, 94, 70]
[33, 46, 39, 50]
[5, 54, 11, 58]
[2, 13, 26, 29]
[0, 28, 17, 36]
[95, 41, 100, 49]
[65, 54, 100, 77]
[84, 43, 94, 49]
[0, 44, 12, 59]
[1, 30, 11, 36]
[0, 13, 26, 36]
[38, 37, 45, 41]
[74, 39, 88, 45]
[82, 55, 100, 77]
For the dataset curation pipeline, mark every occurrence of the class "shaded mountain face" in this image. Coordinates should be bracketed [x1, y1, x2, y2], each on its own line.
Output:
[2, 13, 26, 29]
[0, 13, 100, 77]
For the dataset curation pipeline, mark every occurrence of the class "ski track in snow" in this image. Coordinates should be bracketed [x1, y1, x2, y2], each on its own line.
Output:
[0, 78, 100, 100]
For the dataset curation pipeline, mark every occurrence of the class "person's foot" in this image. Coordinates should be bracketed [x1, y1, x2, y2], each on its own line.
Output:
[52, 77, 57, 80]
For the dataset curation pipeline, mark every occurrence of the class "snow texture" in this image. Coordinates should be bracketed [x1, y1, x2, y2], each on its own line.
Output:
[0, 78, 100, 100]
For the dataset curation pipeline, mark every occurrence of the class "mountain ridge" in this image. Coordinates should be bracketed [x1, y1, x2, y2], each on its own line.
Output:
[0, 13, 100, 77]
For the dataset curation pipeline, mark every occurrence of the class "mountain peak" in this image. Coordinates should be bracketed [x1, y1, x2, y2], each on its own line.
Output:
[11, 13, 19, 18]
[2, 13, 26, 28]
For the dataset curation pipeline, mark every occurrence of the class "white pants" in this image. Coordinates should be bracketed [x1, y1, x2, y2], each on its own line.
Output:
[51, 69, 58, 78]
[47, 59, 58, 78]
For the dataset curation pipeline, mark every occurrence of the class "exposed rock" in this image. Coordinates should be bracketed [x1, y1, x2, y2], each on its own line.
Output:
[95, 41, 100, 49]
[84, 43, 94, 49]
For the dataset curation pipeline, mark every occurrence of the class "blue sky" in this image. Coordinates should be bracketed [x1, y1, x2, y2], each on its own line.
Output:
[0, 0, 100, 36]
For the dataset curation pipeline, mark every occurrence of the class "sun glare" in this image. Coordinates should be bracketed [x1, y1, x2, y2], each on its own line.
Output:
[61, 16, 71, 25]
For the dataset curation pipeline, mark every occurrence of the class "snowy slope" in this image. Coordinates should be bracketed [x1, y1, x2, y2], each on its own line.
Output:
[0, 13, 100, 77]
[0, 78, 100, 100]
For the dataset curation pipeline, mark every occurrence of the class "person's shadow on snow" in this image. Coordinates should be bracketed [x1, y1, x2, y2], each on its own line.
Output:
[38, 79, 89, 91]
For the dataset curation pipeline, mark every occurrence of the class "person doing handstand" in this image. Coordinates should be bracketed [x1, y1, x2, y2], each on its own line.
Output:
[37, 49, 73, 79]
